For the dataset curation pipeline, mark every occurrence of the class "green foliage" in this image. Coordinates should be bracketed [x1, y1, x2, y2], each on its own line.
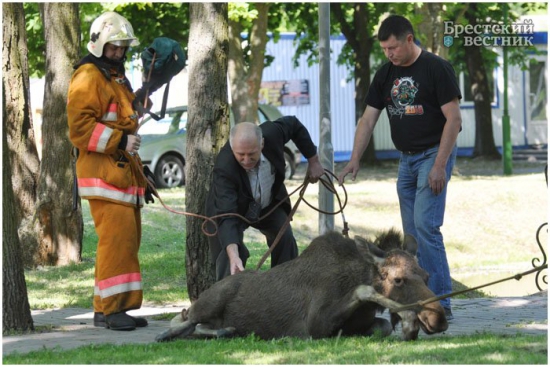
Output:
[3, 333, 547, 364]
[23, 3, 44, 78]
[229, 2, 258, 28]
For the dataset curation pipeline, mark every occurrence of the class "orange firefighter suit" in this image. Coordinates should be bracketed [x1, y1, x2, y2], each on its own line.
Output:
[67, 62, 147, 317]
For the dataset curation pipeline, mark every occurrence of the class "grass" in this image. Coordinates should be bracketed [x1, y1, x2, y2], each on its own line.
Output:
[7, 157, 548, 364]
[3, 333, 547, 364]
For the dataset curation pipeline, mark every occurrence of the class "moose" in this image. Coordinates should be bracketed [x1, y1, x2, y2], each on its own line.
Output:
[156, 230, 448, 342]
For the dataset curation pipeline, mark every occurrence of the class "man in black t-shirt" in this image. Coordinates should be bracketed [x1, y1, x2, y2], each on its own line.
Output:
[338, 15, 462, 321]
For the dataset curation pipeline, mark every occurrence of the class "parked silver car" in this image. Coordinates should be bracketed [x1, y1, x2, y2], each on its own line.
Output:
[138, 105, 302, 188]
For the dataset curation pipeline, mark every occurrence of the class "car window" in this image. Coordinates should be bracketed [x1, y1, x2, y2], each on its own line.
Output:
[140, 110, 187, 135]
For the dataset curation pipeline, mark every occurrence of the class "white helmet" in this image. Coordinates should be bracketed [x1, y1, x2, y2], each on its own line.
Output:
[87, 12, 139, 58]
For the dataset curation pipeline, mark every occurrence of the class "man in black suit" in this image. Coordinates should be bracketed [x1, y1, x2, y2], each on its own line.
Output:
[205, 116, 325, 281]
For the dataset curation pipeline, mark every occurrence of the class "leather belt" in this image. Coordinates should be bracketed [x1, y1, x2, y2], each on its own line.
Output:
[401, 144, 438, 156]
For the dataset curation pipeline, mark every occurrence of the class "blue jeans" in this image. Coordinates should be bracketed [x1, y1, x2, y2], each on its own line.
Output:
[397, 145, 457, 309]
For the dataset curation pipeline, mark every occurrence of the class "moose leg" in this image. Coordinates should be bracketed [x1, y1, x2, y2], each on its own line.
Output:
[307, 285, 418, 340]
[354, 285, 419, 340]
[155, 314, 197, 342]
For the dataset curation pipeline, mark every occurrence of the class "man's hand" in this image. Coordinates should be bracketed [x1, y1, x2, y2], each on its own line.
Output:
[226, 244, 244, 275]
[306, 155, 325, 183]
[337, 160, 360, 185]
[126, 134, 141, 154]
[428, 165, 446, 195]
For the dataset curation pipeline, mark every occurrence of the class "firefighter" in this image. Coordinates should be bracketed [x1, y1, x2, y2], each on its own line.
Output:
[67, 11, 152, 331]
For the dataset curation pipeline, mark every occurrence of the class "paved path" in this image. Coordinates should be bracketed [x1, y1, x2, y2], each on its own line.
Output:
[3, 293, 547, 356]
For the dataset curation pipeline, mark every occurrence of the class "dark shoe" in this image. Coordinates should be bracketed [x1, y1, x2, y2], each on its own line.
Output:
[93, 312, 107, 328]
[444, 307, 454, 321]
[106, 312, 136, 331]
[94, 312, 148, 329]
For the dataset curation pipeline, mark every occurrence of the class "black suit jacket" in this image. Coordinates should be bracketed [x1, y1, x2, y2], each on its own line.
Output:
[205, 116, 318, 250]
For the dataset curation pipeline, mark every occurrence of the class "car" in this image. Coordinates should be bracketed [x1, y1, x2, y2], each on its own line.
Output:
[138, 104, 302, 189]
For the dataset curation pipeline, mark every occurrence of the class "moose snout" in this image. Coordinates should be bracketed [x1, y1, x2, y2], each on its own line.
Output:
[417, 302, 448, 334]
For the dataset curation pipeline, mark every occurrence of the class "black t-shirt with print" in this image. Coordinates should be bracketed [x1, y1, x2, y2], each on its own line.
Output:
[366, 50, 462, 152]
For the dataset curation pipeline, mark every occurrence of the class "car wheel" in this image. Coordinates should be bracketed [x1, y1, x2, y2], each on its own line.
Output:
[284, 152, 296, 180]
[154, 155, 185, 188]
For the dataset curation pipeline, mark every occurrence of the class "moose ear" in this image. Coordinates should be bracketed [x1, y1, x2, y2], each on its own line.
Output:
[353, 235, 367, 246]
[403, 234, 418, 256]
[367, 242, 386, 261]
[355, 236, 386, 262]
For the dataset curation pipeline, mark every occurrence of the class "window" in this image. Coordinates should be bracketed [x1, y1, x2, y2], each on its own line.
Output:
[460, 68, 498, 106]
[529, 60, 547, 122]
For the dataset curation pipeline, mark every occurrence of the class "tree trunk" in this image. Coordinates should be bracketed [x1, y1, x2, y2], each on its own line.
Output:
[228, 17, 250, 123]
[3, 126, 34, 333]
[187, 3, 229, 300]
[25, 2, 83, 266]
[2, 2, 34, 333]
[243, 3, 269, 123]
[331, 3, 378, 165]
[416, 3, 447, 59]
[464, 5, 500, 159]
[2, 1, 41, 267]
[228, 3, 270, 124]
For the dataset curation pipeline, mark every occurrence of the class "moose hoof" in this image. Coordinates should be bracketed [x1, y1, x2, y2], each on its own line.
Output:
[155, 329, 175, 342]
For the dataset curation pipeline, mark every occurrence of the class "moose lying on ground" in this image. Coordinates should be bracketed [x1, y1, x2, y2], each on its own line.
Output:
[156, 230, 448, 342]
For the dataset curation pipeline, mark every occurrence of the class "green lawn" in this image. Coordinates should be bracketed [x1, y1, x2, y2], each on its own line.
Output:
[4, 333, 547, 364]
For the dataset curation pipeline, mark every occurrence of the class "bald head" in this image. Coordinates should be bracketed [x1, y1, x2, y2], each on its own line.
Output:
[229, 122, 264, 171]
[230, 122, 262, 147]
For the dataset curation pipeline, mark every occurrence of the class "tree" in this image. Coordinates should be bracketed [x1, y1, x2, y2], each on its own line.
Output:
[3, 123, 34, 333]
[462, 4, 500, 158]
[3, 1, 41, 266]
[2, 2, 34, 332]
[330, 3, 389, 165]
[228, 2, 270, 124]
[24, 2, 83, 265]
[186, 3, 229, 299]
[414, 3, 450, 59]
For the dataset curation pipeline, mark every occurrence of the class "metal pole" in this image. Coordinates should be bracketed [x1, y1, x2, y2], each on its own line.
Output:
[318, 3, 334, 234]
[502, 4, 513, 175]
